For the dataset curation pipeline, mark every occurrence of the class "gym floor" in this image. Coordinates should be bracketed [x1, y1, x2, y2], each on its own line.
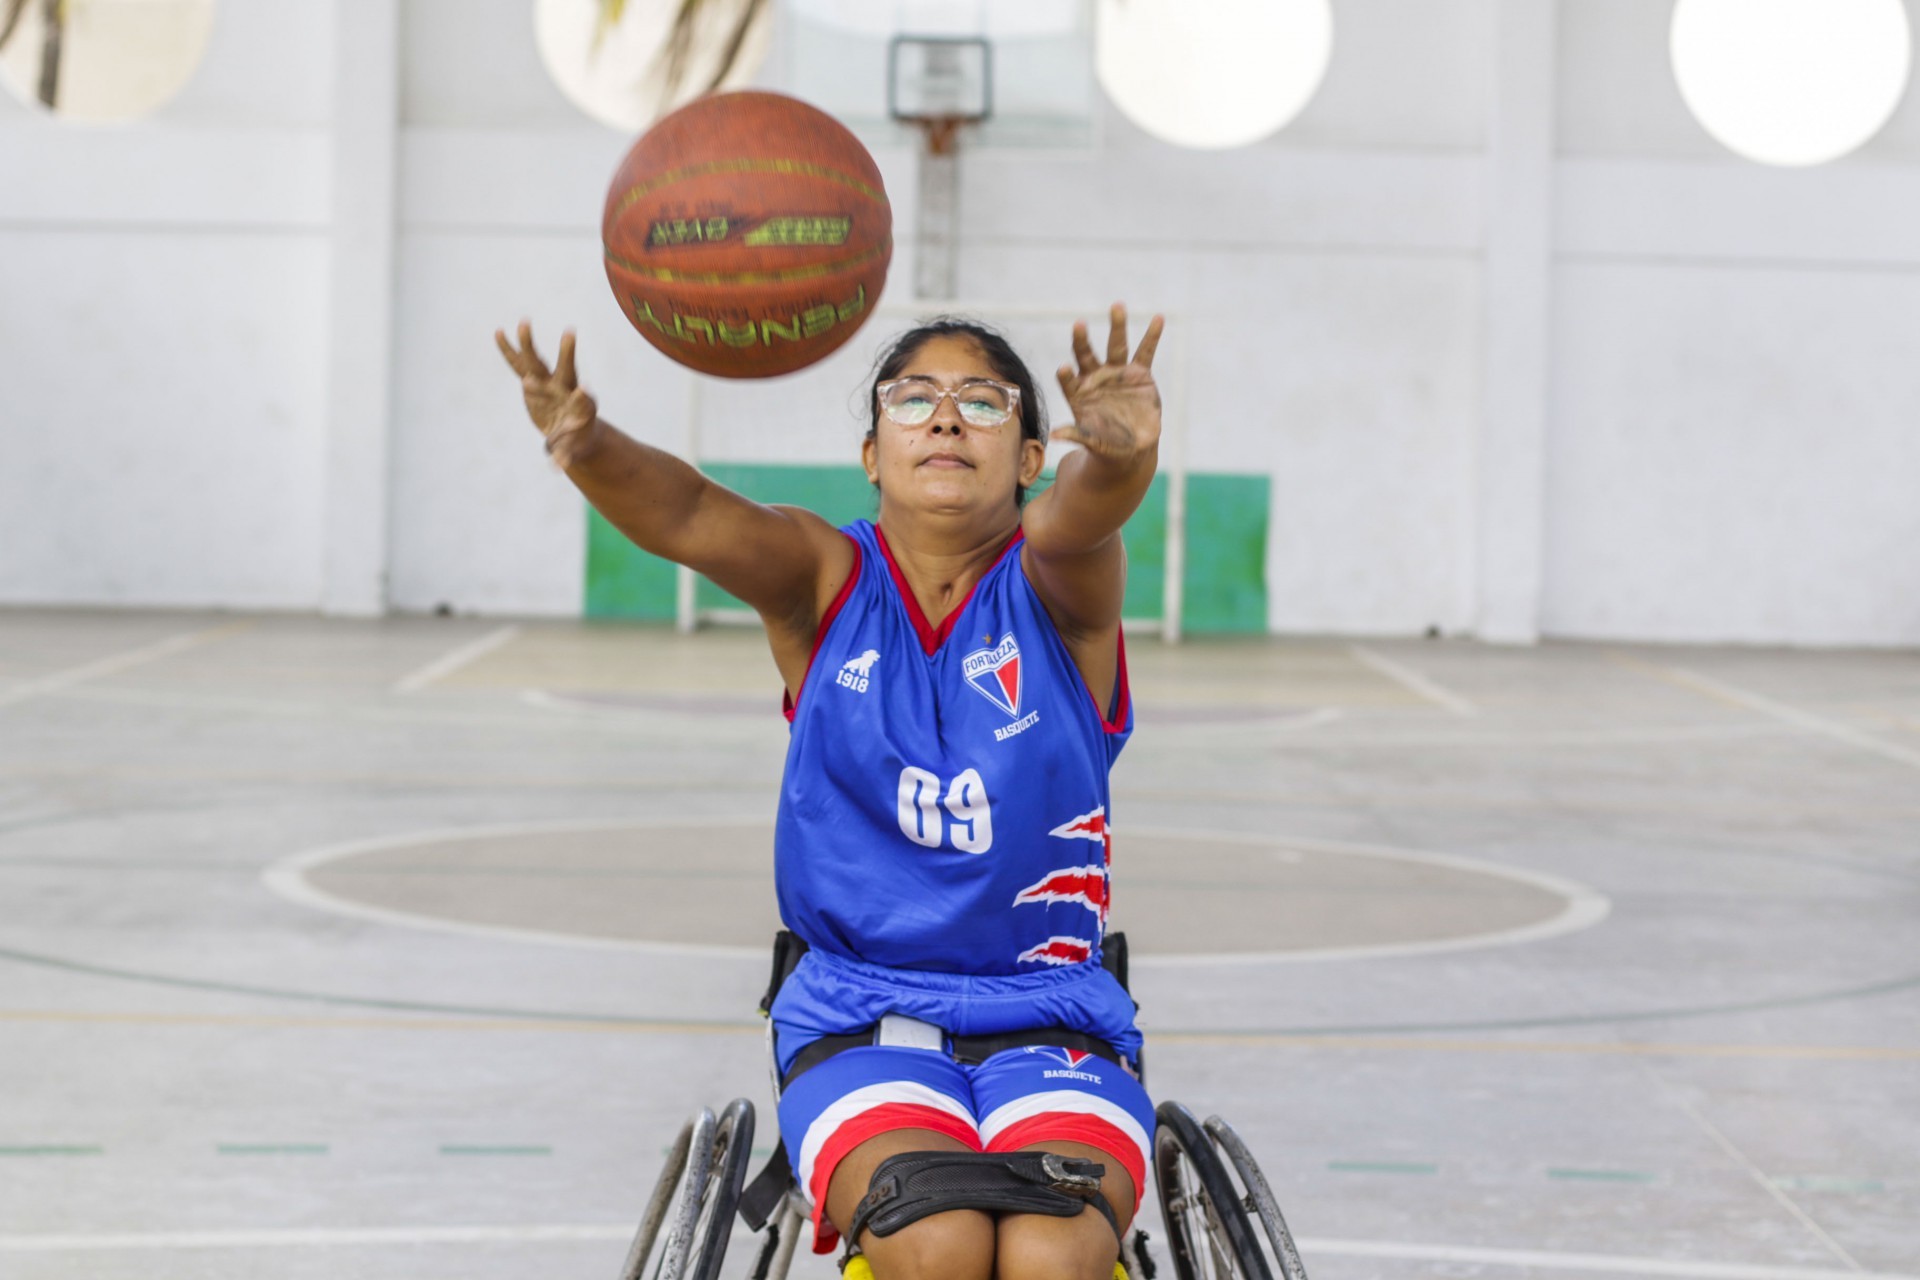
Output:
[2, 609, 1916, 1280]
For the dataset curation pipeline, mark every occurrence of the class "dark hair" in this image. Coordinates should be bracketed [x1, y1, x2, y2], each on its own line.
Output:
[864, 317, 1048, 503]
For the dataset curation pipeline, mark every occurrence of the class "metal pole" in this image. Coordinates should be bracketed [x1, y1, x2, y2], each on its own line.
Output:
[1162, 325, 1187, 644]
[912, 120, 961, 301]
[675, 374, 701, 633]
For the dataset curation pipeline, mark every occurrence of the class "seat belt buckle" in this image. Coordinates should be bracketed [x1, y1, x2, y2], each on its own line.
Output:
[876, 1014, 945, 1052]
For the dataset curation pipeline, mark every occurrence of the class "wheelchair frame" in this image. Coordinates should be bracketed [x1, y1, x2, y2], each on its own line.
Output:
[618, 935, 1309, 1280]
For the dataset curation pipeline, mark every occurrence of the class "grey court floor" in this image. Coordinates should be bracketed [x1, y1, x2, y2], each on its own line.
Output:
[2, 608, 1917, 1280]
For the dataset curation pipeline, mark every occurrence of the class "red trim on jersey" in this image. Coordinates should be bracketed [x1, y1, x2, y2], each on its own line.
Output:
[874, 525, 1026, 656]
[1092, 626, 1131, 734]
[985, 1114, 1148, 1213]
[807, 1102, 982, 1252]
[782, 536, 863, 723]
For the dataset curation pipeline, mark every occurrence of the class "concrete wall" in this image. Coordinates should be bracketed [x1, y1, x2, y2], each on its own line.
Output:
[2, 0, 1916, 644]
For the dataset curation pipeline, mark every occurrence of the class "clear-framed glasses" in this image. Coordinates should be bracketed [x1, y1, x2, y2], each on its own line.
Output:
[876, 377, 1021, 429]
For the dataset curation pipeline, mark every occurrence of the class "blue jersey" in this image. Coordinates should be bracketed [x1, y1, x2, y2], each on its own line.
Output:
[775, 519, 1132, 976]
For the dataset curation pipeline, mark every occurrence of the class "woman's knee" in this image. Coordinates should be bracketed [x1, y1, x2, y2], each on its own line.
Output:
[993, 1211, 1118, 1280]
[861, 1209, 996, 1280]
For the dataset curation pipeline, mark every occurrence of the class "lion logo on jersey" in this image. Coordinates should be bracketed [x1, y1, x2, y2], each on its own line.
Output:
[837, 649, 879, 694]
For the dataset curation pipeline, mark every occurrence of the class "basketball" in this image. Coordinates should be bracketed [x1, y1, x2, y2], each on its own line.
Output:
[602, 90, 893, 379]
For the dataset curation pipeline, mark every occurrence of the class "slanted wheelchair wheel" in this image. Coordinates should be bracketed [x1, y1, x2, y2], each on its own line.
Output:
[620, 1098, 756, 1280]
[1203, 1116, 1309, 1280]
[1153, 1101, 1272, 1280]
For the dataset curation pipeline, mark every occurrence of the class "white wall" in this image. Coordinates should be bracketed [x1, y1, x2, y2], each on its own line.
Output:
[1, 0, 1915, 645]
[1545, 0, 1920, 645]
[0, 2, 332, 610]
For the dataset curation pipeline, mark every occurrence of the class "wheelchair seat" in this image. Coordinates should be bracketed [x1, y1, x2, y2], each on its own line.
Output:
[617, 932, 1310, 1280]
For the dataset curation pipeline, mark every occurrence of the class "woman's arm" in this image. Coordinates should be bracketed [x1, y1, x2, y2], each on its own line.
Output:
[1020, 306, 1165, 638]
[496, 323, 853, 640]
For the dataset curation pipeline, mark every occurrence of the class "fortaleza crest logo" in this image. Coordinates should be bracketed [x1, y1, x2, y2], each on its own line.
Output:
[964, 634, 1041, 741]
[962, 633, 1023, 716]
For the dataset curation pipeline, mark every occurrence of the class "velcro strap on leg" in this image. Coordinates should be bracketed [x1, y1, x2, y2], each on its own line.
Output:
[849, 1150, 1120, 1245]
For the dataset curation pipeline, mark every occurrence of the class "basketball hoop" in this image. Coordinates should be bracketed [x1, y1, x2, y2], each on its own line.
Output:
[889, 36, 991, 300]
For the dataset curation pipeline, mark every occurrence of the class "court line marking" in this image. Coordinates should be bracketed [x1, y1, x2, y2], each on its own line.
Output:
[392, 625, 521, 694]
[260, 818, 775, 960]
[0, 1224, 630, 1251]
[1349, 645, 1479, 716]
[1619, 657, 1920, 773]
[2, 1009, 1917, 1062]
[1268, 721, 1801, 749]
[1126, 827, 1608, 966]
[0, 624, 248, 710]
[0, 1225, 1910, 1278]
[258, 819, 1608, 965]
[43, 683, 737, 738]
[1299, 1239, 1913, 1280]
[1668, 1091, 1863, 1272]
[4, 940, 1920, 1040]
[0, 942, 756, 1029]
[519, 687, 772, 718]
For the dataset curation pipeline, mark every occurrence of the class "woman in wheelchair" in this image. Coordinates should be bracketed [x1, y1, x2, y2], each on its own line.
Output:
[498, 304, 1165, 1280]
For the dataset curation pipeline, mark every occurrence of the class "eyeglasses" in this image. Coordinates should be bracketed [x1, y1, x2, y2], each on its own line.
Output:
[876, 377, 1021, 429]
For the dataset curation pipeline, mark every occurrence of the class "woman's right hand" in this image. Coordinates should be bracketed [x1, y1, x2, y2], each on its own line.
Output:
[494, 321, 601, 468]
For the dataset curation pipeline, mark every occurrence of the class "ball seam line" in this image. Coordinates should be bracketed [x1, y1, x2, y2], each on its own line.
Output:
[608, 158, 888, 216]
[603, 240, 892, 286]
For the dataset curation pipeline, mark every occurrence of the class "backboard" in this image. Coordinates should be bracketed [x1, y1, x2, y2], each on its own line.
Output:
[777, 0, 1097, 148]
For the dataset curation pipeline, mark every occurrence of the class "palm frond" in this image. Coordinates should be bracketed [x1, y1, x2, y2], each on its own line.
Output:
[651, 0, 766, 111]
[0, 0, 31, 51]
[592, 0, 628, 55]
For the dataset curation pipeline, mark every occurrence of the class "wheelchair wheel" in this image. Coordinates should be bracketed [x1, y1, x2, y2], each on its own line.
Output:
[1203, 1116, 1309, 1280]
[1153, 1101, 1271, 1280]
[619, 1098, 757, 1280]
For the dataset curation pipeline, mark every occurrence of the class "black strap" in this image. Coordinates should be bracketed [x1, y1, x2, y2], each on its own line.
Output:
[783, 1027, 1123, 1089]
[738, 1138, 792, 1233]
[760, 931, 1133, 1019]
[784, 1032, 874, 1085]
[951, 1027, 1124, 1068]
[848, 1150, 1120, 1246]
[760, 930, 809, 1016]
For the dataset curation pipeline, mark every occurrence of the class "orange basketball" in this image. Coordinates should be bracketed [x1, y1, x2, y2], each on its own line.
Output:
[602, 91, 893, 379]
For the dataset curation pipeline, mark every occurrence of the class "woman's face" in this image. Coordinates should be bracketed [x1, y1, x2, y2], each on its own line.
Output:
[862, 334, 1046, 520]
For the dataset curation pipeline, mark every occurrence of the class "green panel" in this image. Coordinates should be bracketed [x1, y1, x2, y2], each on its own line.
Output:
[1181, 473, 1270, 633]
[582, 465, 1268, 634]
[1119, 476, 1167, 622]
[585, 507, 677, 621]
[693, 465, 878, 611]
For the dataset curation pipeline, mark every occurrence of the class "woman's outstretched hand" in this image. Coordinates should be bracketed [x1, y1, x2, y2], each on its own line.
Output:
[1052, 304, 1165, 466]
[494, 321, 601, 468]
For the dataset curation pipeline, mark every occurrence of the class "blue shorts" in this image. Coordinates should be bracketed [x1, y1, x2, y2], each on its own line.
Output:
[777, 1044, 1156, 1254]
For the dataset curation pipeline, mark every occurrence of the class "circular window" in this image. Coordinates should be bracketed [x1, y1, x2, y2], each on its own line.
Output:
[534, 0, 773, 133]
[0, 0, 215, 122]
[1094, 0, 1333, 150]
[1671, 0, 1913, 166]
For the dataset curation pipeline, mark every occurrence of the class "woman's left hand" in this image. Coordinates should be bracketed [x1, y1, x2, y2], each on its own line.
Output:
[1052, 304, 1165, 466]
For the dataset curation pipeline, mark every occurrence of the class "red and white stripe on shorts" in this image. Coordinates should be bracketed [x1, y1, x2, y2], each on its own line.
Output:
[793, 1081, 982, 1252]
[979, 1089, 1153, 1213]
